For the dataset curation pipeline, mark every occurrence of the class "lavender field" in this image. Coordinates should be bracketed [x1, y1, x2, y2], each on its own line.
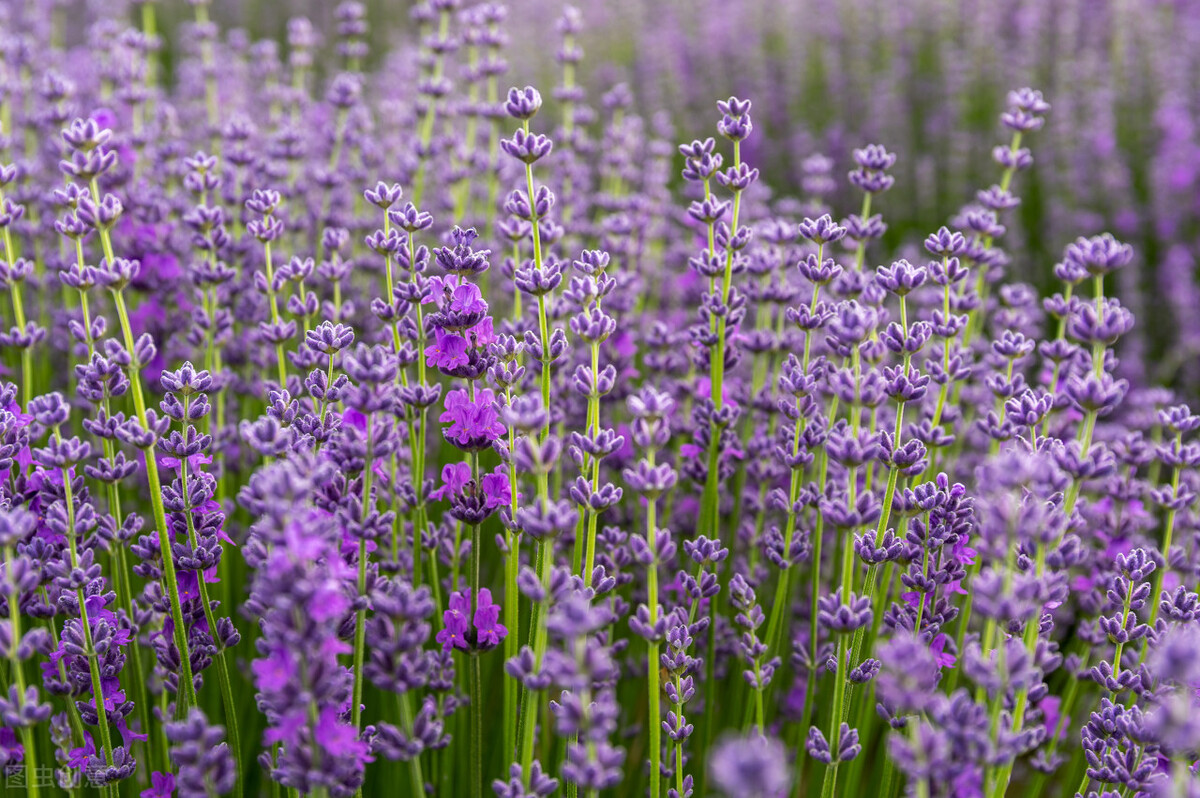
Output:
[1, 1, 1199, 797]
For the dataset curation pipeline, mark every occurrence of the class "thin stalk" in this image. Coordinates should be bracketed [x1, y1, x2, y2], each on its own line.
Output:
[581, 333, 603, 585]
[1146, 435, 1182, 630]
[645, 477, 662, 798]
[699, 142, 743, 541]
[398, 692, 427, 796]
[406, 230, 429, 588]
[74, 274, 155, 761]
[179, 434, 243, 798]
[109, 286, 198, 712]
[467, 446, 483, 793]
[502, 383, 521, 761]
[4, 545, 40, 798]
[471, 653, 482, 798]
[0, 193, 31, 405]
[453, 40, 482, 223]
[521, 117, 552, 441]
[535, 293, 551, 439]
[517, 536, 554, 787]
[352, 415, 374, 733]
[58, 453, 115, 771]
[141, 2, 158, 91]
[411, 8, 452, 205]
[761, 259, 823, 656]
[988, 541, 1045, 797]
[260, 235, 288, 388]
[673, 670, 686, 797]
[482, 54, 502, 240]
[820, 634, 850, 798]
[193, 2, 219, 135]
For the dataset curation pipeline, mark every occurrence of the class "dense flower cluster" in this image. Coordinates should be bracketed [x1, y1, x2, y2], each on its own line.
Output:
[0, 2, 1197, 798]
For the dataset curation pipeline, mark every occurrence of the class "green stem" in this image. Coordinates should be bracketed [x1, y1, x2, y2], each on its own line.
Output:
[96, 433, 153, 761]
[517, 537, 554, 787]
[646, 485, 662, 798]
[411, 8, 451, 205]
[820, 634, 850, 798]
[0, 196, 31, 405]
[4, 546, 39, 798]
[109, 287, 198, 712]
[1146, 442, 1182, 630]
[471, 653, 482, 798]
[399, 693, 427, 796]
[260, 237, 288, 388]
[503, 383, 521, 761]
[988, 542, 1045, 797]
[352, 416, 374, 734]
[59, 458, 115, 769]
[179, 448, 243, 798]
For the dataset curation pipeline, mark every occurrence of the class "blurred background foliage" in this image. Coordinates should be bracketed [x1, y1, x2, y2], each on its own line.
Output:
[52, 0, 1200, 382]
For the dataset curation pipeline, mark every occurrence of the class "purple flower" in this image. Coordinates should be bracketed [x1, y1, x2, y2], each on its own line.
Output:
[435, 588, 508, 651]
[439, 388, 506, 449]
[426, 277, 491, 331]
[429, 462, 473, 502]
[314, 706, 371, 760]
[67, 733, 96, 772]
[436, 590, 472, 651]
[160, 452, 212, 473]
[473, 588, 508, 649]
[708, 733, 791, 797]
[481, 467, 512, 509]
[1038, 696, 1068, 742]
[0, 727, 22, 768]
[425, 328, 470, 371]
[251, 646, 299, 693]
[447, 283, 487, 315]
[141, 772, 176, 798]
[505, 85, 543, 120]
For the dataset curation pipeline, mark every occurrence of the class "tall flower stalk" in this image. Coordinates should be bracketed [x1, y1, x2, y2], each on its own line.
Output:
[625, 387, 675, 798]
[697, 97, 756, 542]
[502, 86, 558, 443]
[58, 117, 206, 721]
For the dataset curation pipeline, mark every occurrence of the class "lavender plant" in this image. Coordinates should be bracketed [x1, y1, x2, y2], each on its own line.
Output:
[0, 3, 1197, 798]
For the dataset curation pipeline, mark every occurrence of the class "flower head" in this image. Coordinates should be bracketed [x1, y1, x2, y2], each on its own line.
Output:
[141, 772, 176, 798]
[440, 388, 506, 450]
[436, 588, 508, 652]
